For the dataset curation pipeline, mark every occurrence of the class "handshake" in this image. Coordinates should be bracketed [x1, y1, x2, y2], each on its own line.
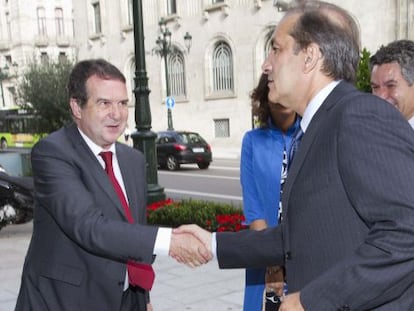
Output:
[169, 225, 213, 267]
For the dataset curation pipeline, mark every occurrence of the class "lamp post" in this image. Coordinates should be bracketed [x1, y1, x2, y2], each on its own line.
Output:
[0, 65, 9, 107]
[131, 0, 165, 203]
[154, 18, 192, 131]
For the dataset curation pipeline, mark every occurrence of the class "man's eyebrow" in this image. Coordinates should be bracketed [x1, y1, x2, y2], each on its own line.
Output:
[384, 78, 398, 84]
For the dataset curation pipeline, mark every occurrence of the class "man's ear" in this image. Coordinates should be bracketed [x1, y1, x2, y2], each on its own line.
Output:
[303, 43, 322, 73]
[70, 98, 82, 120]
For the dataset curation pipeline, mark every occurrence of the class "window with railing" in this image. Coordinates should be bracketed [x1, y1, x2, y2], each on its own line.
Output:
[214, 118, 230, 137]
[58, 52, 67, 63]
[167, 50, 186, 98]
[5, 55, 12, 66]
[40, 52, 49, 64]
[212, 41, 234, 93]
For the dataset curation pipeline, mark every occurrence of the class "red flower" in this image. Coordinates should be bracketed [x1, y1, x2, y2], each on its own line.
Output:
[215, 213, 247, 232]
[147, 198, 175, 211]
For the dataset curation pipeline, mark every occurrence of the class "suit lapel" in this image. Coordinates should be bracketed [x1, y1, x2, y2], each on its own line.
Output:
[65, 124, 127, 219]
[282, 82, 357, 218]
[282, 107, 326, 215]
[116, 145, 140, 222]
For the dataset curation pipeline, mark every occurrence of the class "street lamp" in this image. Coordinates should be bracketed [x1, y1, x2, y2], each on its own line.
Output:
[0, 65, 9, 108]
[131, 0, 165, 204]
[154, 18, 192, 131]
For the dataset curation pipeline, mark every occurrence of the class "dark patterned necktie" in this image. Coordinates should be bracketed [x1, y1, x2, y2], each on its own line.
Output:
[278, 146, 288, 223]
[279, 127, 303, 223]
[100, 151, 155, 291]
[288, 127, 303, 169]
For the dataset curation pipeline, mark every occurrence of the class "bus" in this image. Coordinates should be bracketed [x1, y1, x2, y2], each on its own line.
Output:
[0, 108, 43, 149]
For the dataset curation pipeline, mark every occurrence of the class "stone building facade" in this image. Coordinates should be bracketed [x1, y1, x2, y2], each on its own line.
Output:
[0, 0, 76, 108]
[3, 0, 414, 150]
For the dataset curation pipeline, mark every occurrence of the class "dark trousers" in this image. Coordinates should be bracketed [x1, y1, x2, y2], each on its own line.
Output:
[120, 286, 147, 311]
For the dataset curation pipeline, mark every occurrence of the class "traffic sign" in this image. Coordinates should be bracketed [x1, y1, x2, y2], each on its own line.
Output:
[166, 96, 175, 109]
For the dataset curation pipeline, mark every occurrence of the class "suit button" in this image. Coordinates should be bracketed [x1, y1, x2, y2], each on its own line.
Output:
[285, 252, 292, 260]
[118, 281, 125, 286]
[337, 305, 350, 311]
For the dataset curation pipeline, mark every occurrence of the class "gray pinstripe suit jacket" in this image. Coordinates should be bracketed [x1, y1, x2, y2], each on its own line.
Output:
[15, 123, 158, 311]
[217, 82, 414, 310]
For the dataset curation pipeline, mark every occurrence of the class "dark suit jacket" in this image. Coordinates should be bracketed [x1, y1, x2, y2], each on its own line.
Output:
[217, 82, 414, 310]
[15, 123, 158, 311]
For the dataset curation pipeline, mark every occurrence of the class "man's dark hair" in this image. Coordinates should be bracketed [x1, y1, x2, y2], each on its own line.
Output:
[369, 40, 414, 86]
[287, 1, 360, 83]
[67, 59, 126, 108]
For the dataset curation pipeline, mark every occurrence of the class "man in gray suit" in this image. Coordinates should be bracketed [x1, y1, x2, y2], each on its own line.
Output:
[177, 1, 414, 310]
[15, 59, 209, 311]
[370, 39, 414, 128]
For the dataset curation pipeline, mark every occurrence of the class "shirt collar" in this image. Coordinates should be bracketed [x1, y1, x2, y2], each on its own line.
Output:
[77, 128, 116, 156]
[301, 80, 341, 133]
[409, 116, 414, 129]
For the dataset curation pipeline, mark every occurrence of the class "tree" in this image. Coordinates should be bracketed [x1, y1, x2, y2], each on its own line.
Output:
[356, 47, 372, 93]
[17, 60, 74, 134]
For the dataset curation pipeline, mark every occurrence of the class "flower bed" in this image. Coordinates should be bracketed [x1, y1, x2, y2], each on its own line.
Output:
[147, 198, 247, 232]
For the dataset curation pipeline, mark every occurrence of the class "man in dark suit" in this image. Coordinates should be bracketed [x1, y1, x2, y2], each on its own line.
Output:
[15, 59, 209, 311]
[177, 2, 414, 310]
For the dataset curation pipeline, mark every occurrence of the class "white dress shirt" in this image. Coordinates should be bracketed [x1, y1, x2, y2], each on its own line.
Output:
[77, 129, 171, 287]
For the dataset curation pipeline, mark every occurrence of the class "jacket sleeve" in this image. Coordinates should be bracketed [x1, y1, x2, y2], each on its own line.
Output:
[240, 132, 265, 224]
[217, 226, 285, 269]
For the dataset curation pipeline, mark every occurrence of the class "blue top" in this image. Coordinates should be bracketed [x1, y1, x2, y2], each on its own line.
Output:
[241, 117, 300, 311]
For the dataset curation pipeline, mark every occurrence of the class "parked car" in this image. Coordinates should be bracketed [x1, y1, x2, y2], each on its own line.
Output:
[156, 131, 212, 171]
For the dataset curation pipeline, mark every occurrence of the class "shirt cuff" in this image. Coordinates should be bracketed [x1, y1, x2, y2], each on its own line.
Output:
[212, 232, 217, 259]
[153, 227, 172, 256]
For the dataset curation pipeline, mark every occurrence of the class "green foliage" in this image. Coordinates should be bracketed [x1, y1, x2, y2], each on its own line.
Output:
[356, 48, 372, 93]
[17, 60, 74, 134]
[147, 199, 246, 232]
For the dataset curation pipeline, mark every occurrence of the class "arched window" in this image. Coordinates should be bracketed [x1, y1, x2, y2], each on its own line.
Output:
[264, 30, 273, 60]
[37, 7, 47, 36]
[5, 12, 11, 40]
[167, 0, 177, 15]
[92, 1, 102, 34]
[167, 50, 186, 98]
[128, 60, 136, 106]
[127, 0, 133, 25]
[55, 8, 64, 36]
[212, 41, 234, 93]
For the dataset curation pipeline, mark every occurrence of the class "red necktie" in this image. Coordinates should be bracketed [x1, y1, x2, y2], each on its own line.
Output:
[100, 151, 155, 291]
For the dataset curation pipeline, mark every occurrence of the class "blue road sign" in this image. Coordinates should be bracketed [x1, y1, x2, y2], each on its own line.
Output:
[166, 96, 175, 109]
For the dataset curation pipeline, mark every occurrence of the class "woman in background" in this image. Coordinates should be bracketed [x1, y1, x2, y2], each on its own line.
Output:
[241, 73, 299, 311]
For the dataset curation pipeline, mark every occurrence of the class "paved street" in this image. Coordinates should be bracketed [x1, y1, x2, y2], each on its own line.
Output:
[0, 221, 244, 311]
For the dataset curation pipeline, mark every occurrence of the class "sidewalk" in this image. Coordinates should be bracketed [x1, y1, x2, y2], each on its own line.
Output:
[0, 222, 244, 311]
[212, 147, 240, 160]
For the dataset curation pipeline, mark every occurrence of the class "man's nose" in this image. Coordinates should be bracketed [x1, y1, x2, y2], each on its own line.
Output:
[109, 103, 122, 118]
[262, 56, 272, 74]
[373, 87, 388, 100]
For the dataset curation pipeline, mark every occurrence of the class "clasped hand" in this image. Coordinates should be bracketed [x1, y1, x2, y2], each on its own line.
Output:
[169, 224, 213, 267]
